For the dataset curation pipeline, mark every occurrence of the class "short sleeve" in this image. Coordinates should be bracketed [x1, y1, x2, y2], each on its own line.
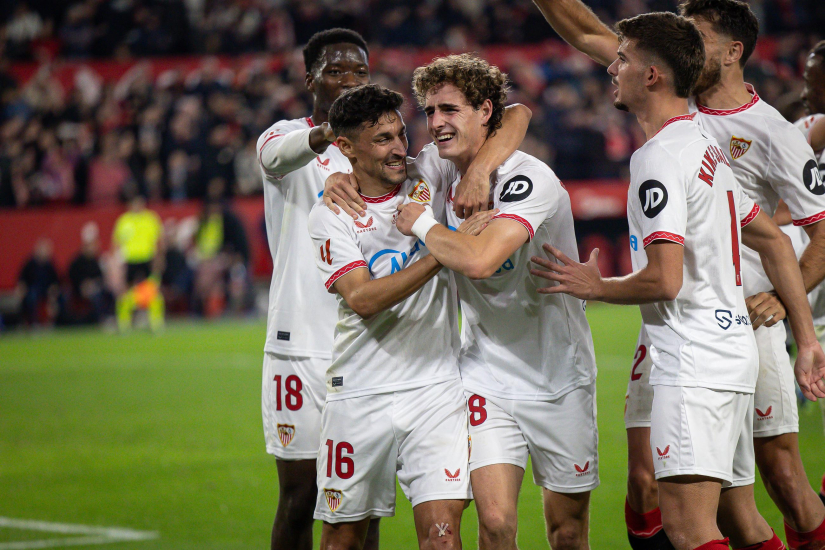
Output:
[307, 205, 368, 293]
[492, 163, 559, 241]
[766, 119, 825, 226]
[257, 119, 315, 180]
[633, 145, 687, 248]
[737, 184, 760, 227]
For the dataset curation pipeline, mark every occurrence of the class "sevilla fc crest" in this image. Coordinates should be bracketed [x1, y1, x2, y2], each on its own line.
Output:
[324, 488, 343, 512]
[277, 424, 295, 447]
[408, 179, 432, 203]
[729, 136, 752, 160]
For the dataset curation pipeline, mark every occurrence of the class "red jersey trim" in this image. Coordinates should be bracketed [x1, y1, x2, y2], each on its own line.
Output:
[653, 113, 696, 138]
[696, 84, 760, 116]
[792, 209, 825, 227]
[325, 260, 368, 290]
[360, 184, 402, 203]
[740, 204, 760, 227]
[494, 213, 535, 240]
[643, 231, 684, 247]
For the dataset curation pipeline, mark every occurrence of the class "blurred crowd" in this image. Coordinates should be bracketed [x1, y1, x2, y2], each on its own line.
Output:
[7, 192, 254, 329]
[1, 0, 824, 59]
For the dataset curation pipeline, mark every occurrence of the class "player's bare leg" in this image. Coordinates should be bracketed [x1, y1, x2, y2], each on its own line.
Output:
[716, 484, 777, 548]
[364, 519, 380, 550]
[320, 518, 371, 550]
[658, 476, 724, 550]
[626, 427, 674, 549]
[542, 489, 590, 549]
[754, 434, 825, 531]
[471, 464, 524, 550]
[412, 499, 465, 550]
[272, 459, 317, 550]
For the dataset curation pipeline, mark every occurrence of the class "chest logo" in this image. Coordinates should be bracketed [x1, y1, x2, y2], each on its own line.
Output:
[355, 217, 375, 233]
[317, 156, 330, 166]
[409, 179, 432, 203]
[729, 136, 752, 160]
[500, 175, 533, 202]
[638, 180, 668, 218]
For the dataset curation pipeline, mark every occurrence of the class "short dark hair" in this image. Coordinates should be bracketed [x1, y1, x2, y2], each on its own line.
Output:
[679, 0, 759, 68]
[615, 13, 705, 98]
[329, 84, 404, 138]
[302, 28, 369, 74]
[412, 53, 508, 137]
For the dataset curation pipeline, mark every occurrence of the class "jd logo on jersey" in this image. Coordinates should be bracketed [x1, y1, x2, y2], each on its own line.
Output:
[639, 180, 668, 218]
[804, 159, 825, 195]
[500, 175, 533, 202]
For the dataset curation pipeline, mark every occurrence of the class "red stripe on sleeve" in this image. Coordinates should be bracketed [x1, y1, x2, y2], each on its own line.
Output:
[792, 210, 825, 227]
[740, 204, 760, 227]
[493, 213, 535, 240]
[325, 261, 367, 290]
[643, 232, 684, 247]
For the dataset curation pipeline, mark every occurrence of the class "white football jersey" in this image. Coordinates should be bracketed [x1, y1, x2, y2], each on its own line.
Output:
[792, 113, 825, 324]
[258, 117, 351, 358]
[445, 151, 597, 401]
[627, 114, 759, 393]
[689, 85, 825, 298]
[307, 145, 460, 400]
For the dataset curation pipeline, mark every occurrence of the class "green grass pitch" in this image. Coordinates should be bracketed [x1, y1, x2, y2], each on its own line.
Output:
[1, 304, 823, 549]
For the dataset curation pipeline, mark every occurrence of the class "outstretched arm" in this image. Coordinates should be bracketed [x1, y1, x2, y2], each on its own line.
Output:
[742, 211, 825, 400]
[259, 123, 336, 178]
[530, 241, 683, 304]
[531, 0, 619, 66]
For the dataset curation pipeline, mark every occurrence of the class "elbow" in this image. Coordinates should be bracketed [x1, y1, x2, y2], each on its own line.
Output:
[347, 293, 379, 319]
[660, 277, 682, 301]
[464, 259, 498, 280]
[511, 103, 533, 122]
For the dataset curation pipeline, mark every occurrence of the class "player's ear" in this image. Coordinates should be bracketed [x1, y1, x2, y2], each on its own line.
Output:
[645, 64, 660, 89]
[337, 135, 356, 159]
[305, 72, 315, 94]
[726, 41, 744, 67]
[479, 99, 493, 125]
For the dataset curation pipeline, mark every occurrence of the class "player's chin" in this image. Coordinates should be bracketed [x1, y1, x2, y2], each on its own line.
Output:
[382, 164, 407, 183]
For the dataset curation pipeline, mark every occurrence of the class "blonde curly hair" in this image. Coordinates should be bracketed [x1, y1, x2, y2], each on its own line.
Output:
[412, 53, 509, 137]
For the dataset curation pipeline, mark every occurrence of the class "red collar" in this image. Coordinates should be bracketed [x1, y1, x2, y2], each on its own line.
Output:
[653, 112, 696, 138]
[696, 84, 760, 116]
[359, 183, 402, 203]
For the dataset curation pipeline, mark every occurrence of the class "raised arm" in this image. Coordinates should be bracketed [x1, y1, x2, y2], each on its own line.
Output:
[454, 103, 533, 218]
[530, 241, 684, 304]
[259, 122, 336, 178]
[531, 0, 619, 67]
[742, 211, 825, 400]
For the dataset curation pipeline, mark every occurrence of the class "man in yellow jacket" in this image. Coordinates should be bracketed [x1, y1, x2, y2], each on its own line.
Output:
[112, 194, 165, 331]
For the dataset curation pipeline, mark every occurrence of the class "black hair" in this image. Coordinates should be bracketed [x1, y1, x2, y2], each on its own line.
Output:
[812, 40, 825, 62]
[679, 0, 759, 68]
[302, 28, 369, 74]
[329, 84, 404, 138]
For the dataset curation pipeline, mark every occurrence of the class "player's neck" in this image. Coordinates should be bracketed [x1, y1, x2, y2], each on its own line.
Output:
[635, 96, 691, 141]
[310, 108, 329, 126]
[354, 167, 398, 198]
[452, 137, 486, 177]
[695, 69, 752, 110]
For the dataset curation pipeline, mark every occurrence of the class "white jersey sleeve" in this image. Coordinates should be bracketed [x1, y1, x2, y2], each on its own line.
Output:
[308, 205, 368, 293]
[738, 183, 760, 227]
[632, 142, 688, 248]
[492, 163, 560, 241]
[257, 120, 318, 179]
[764, 116, 825, 226]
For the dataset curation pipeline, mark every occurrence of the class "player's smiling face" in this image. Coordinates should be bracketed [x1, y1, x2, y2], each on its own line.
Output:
[343, 110, 408, 190]
[307, 43, 370, 114]
[424, 83, 491, 169]
[691, 18, 724, 97]
[607, 40, 646, 113]
[802, 54, 825, 115]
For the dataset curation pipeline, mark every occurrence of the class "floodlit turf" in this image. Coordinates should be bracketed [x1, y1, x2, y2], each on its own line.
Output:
[1, 304, 823, 549]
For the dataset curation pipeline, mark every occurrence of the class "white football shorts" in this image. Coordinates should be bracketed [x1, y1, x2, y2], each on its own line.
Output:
[262, 352, 327, 460]
[752, 322, 799, 437]
[313, 378, 471, 524]
[624, 326, 653, 429]
[650, 384, 755, 487]
[465, 382, 599, 494]
[625, 323, 797, 439]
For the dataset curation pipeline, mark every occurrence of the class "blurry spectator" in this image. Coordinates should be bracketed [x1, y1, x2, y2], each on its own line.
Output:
[88, 132, 134, 204]
[67, 222, 110, 324]
[234, 136, 261, 195]
[112, 194, 165, 331]
[161, 218, 195, 314]
[16, 238, 60, 326]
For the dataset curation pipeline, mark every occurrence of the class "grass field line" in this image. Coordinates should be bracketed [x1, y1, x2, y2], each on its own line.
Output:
[0, 517, 158, 550]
